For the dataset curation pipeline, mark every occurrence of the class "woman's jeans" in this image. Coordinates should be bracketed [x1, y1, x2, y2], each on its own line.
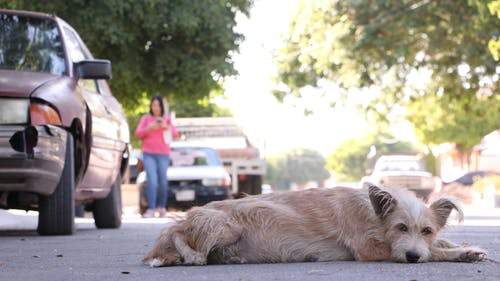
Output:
[142, 153, 170, 210]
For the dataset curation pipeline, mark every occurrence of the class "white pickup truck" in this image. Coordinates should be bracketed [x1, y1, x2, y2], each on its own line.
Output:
[174, 117, 266, 197]
[361, 155, 439, 200]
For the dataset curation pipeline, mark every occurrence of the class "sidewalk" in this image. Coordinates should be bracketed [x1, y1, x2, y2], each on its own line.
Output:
[121, 183, 141, 218]
[0, 183, 164, 230]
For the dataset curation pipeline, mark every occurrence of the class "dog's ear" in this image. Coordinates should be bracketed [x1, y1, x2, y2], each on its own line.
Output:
[430, 198, 463, 228]
[367, 183, 397, 220]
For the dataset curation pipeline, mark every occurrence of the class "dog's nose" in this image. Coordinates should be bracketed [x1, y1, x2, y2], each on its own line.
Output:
[405, 251, 420, 263]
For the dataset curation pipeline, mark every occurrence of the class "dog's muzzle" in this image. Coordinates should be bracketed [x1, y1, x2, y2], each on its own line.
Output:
[405, 251, 420, 263]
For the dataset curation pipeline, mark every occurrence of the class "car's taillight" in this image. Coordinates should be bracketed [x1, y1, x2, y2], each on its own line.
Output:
[30, 103, 62, 126]
[221, 176, 231, 187]
[202, 177, 231, 187]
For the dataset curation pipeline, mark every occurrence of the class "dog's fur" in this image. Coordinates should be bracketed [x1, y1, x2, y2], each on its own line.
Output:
[142, 183, 486, 266]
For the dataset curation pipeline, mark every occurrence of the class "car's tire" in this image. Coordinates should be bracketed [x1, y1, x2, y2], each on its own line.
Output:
[92, 174, 122, 229]
[74, 204, 85, 218]
[138, 183, 148, 215]
[37, 133, 75, 235]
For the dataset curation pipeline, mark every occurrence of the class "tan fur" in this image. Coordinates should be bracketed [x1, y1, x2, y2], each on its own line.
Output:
[142, 183, 486, 266]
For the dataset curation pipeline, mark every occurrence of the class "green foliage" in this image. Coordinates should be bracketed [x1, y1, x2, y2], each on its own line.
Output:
[326, 131, 419, 181]
[275, 0, 500, 150]
[473, 175, 500, 194]
[407, 86, 500, 152]
[1, 0, 253, 110]
[326, 138, 371, 182]
[484, 0, 500, 59]
[265, 148, 330, 188]
[172, 98, 233, 118]
[126, 92, 151, 149]
[422, 152, 437, 176]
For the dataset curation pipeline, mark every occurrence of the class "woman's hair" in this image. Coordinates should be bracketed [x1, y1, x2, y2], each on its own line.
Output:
[149, 95, 165, 116]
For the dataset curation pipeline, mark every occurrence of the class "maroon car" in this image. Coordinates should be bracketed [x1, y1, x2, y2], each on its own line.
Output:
[0, 10, 130, 235]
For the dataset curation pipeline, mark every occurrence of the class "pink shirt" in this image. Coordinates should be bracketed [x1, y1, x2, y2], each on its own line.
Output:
[134, 114, 179, 155]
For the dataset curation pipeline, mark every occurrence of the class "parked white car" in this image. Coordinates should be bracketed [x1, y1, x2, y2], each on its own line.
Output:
[361, 155, 439, 200]
[137, 142, 231, 212]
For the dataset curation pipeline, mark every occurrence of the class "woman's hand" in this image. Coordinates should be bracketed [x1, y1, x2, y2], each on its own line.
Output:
[147, 119, 169, 131]
[158, 119, 170, 130]
[147, 120, 162, 131]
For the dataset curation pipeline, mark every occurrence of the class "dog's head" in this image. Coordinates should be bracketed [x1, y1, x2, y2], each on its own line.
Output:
[367, 183, 462, 263]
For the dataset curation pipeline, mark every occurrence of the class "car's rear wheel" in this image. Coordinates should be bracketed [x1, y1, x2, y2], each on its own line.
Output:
[92, 174, 122, 228]
[37, 133, 75, 235]
[138, 183, 147, 215]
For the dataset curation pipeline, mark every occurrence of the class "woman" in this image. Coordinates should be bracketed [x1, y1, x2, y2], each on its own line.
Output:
[135, 96, 178, 218]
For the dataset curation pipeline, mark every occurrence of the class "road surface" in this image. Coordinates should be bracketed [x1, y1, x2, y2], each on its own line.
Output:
[0, 208, 499, 281]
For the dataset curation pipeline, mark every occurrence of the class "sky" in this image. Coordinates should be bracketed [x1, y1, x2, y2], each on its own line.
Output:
[217, 0, 372, 157]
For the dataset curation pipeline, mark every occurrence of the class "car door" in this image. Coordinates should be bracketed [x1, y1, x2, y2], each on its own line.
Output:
[97, 80, 130, 147]
[62, 26, 120, 199]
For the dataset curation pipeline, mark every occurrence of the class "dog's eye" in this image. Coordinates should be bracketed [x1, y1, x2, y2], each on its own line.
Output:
[398, 224, 408, 232]
[422, 227, 433, 235]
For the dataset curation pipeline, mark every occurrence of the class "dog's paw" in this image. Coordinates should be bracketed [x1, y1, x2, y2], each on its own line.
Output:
[148, 258, 164, 268]
[227, 256, 247, 264]
[459, 247, 487, 262]
[144, 252, 183, 267]
[183, 252, 207, 265]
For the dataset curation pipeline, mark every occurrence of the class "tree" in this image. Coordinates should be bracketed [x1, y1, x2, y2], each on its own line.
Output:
[173, 97, 232, 118]
[275, 0, 500, 151]
[1, 0, 254, 110]
[406, 84, 500, 152]
[266, 148, 330, 189]
[326, 131, 419, 181]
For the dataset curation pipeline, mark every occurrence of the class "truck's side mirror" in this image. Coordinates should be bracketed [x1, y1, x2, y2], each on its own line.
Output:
[74, 60, 111, 79]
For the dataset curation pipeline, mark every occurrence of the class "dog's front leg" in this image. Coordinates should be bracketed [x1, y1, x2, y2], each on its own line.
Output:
[354, 239, 392, 261]
[431, 243, 487, 262]
[433, 238, 460, 249]
[173, 236, 207, 265]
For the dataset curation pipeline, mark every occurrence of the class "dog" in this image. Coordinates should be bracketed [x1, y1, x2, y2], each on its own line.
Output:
[142, 183, 486, 266]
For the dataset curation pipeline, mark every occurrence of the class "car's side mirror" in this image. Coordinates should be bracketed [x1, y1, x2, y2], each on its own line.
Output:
[74, 59, 111, 79]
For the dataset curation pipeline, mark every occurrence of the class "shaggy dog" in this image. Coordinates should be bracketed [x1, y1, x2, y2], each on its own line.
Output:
[143, 183, 486, 266]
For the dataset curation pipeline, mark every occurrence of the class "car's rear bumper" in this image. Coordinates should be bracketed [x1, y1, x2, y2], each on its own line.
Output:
[168, 185, 230, 207]
[0, 125, 67, 196]
[409, 188, 434, 199]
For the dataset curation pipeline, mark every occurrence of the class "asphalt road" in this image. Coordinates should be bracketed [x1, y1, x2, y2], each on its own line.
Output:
[0, 208, 499, 281]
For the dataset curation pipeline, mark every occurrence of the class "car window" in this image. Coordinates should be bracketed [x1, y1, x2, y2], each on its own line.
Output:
[186, 136, 248, 149]
[77, 77, 98, 92]
[375, 159, 426, 172]
[96, 80, 112, 96]
[62, 27, 98, 92]
[0, 13, 66, 75]
[62, 26, 87, 62]
[170, 147, 221, 167]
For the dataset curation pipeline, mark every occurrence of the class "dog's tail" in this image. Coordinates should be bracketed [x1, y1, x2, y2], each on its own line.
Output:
[142, 222, 183, 267]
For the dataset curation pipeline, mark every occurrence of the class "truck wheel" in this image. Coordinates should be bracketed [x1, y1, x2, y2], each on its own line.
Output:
[93, 174, 122, 228]
[251, 175, 263, 195]
[237, 178, 251, 197]
[37, 133, 75, 235]
[239, 175, 262, 196]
